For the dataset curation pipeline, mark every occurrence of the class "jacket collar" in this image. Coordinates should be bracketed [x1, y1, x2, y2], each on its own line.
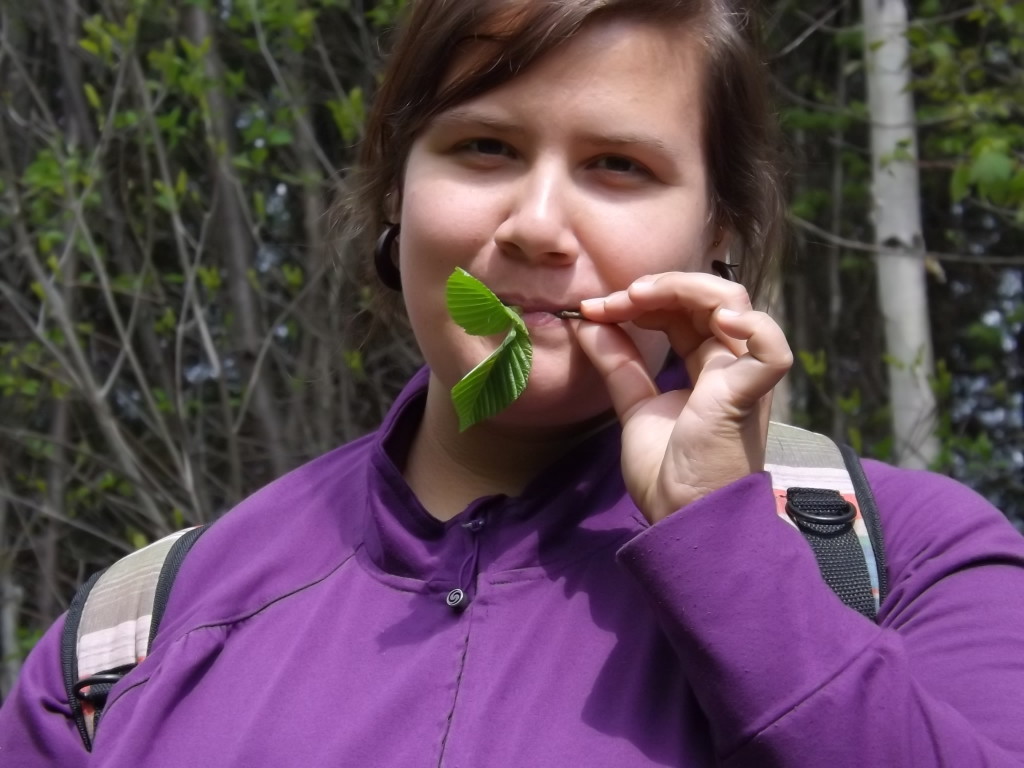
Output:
[360, 368, 646, 585]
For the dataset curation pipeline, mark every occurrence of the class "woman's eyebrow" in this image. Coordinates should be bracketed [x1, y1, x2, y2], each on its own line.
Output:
[430, 109, 523, 134]
[429, 109, 683, 161]
[578, 131, 681, 160]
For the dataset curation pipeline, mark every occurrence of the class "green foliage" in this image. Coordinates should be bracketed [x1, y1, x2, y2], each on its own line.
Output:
[446, 268, 533, 431]
[911, 0, 1024, 219]
[797, 349, 827, 381]
[770, 0, 1022, 526]
[327, 88, 366, 144]
[0, 0, 414, 676]
[367, 0, 409, 28]
[6, 628, 45, 668]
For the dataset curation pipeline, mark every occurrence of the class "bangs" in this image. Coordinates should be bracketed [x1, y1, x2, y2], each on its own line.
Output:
[401, 0, 709, 138]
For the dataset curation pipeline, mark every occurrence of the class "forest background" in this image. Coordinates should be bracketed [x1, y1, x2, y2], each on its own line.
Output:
[0, 0, 1022, 697]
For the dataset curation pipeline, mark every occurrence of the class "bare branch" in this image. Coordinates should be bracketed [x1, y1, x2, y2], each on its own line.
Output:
[790, 215, 1024, 265]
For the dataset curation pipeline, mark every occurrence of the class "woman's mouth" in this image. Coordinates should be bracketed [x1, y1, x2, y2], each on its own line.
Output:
[517, 309, 572, 329]
[499, 296, 581, 321]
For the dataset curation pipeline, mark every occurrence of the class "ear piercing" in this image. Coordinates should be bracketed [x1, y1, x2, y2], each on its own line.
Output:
[711, 260, 740, 282]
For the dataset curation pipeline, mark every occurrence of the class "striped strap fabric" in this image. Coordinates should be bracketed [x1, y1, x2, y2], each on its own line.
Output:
[68, 527, 200, 746]
[765, 422, 881, 614]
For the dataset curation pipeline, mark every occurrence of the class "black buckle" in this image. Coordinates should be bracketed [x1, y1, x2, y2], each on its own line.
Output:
[73, 664, 136, 700]
[785, 487, 856, 526]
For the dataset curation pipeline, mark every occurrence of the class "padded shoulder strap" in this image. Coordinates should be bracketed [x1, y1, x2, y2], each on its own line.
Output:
[840, 443, 889, 603]
[61, 526, 206, 751]
[765, 422, 884, 619]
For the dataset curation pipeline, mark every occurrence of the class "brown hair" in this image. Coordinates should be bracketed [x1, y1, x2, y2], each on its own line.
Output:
[348, 0, 785, 303]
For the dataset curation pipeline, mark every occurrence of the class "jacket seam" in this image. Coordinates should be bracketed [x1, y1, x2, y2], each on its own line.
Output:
[488, 532, 636, 586]
[101, 550, 359, 720]
[722, 625, 887, 761]
[435, 601, 476, 767]
[354, 546, 458, 594]
[176, 548, 360, 635]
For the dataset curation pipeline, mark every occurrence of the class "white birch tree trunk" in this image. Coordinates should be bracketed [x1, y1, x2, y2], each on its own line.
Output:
[767, 267, 793, 425]
[860, 0, 939, 469]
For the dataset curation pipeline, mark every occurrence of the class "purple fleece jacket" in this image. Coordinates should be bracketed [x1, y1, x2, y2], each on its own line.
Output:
[3, 368, 1024, 766]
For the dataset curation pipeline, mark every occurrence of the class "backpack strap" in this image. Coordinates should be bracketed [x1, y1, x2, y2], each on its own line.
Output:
[765, 422, 887, 620]
[61, 526, 206, 751]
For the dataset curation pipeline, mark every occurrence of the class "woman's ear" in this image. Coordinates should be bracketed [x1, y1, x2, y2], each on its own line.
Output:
[384, 189, 401, 223]
[706, 228, 739, 282]
[708, 228, 732, 256]
[702, 227, 733, 272]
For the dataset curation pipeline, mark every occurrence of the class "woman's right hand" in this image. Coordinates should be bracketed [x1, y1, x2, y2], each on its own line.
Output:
[572, 271, 792, 524]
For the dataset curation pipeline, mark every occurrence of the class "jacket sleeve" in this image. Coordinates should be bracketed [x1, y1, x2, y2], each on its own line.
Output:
[617, 463, 1024, 767]
[0, 615, 88, 766]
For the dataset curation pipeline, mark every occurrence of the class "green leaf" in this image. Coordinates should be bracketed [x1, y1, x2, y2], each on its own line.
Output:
[969, 150, 1013, 187]
[197, 265, 221, 291]
[293, 9, 317, 41]
[282, 263, 303, 290]
[450, 327, 532, 432]
[344, 349, 364, 376]
[84, 83, 102, 111]
[950, 164, 971, 202]
[446, 268, 533, 430]
[446, 266, 516, 335]
[797, 348, 827, 380]
[267, 127, 294, 146]
[327, 88, 365, 144]
[175, 168, 188, 197]
[127, 528, 149, 551]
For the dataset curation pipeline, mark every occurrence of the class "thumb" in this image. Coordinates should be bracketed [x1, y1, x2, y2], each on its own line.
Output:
[572, 321, 660, 424]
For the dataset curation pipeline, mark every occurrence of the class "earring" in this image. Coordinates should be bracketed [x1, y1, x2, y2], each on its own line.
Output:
[374, 224, 402, 291]
[711, 260, 741, 282]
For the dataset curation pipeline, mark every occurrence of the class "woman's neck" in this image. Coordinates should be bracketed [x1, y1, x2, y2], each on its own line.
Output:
[403, 375, 609, 521]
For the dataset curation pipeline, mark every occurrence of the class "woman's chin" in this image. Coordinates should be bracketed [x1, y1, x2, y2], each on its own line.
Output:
[482, 370, 614, 434]
[435, 340, 618, 435]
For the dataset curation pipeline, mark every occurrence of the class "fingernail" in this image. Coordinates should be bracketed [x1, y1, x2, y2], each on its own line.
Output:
[633, 275, 658, 286]
[718, 307, 741, 318]
[580, 298, 602, 312]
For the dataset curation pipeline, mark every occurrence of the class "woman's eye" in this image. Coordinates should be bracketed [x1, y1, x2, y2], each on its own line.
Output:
[593, 155, 649, 175]
[462, 138, 511, 156]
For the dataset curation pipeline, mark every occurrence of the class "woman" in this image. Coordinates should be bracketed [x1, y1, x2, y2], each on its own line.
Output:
[3, 1, 1024, 765]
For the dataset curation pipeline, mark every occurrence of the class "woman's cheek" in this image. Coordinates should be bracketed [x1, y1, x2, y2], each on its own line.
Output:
[400, 174, 496, 263]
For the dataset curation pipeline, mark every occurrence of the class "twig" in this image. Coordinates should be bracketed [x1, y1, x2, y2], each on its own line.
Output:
[773, 3, 844, 60]
[790, 215, 1024, 265]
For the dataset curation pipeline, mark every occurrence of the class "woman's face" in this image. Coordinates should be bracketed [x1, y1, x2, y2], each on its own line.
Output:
[399, 18, 720, 430]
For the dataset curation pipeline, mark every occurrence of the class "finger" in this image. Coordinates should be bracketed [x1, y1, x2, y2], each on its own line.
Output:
[706, 308, 793, 406]
[713, 308, 792, 369]
[580, 273, 753, 360]
[581, 272, 752, 327]
[682, 335, 735, 399]
[629, 309, 707, 361]
[631, 304, 749, 362]
[572, 321, 660, 423]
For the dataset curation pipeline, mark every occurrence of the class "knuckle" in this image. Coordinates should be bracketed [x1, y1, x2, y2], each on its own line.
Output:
[723, 283, 752, 307]
[774, 349, 795, 371]
[747, 312, 793, 370]
[750, 310, 780, 333]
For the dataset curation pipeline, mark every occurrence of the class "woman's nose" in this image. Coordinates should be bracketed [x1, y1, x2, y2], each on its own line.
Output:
[493, 161, 579, 265]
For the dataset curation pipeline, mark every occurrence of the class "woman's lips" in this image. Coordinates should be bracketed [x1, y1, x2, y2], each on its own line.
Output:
[498, 295, 581, 320]
[519, 310, 569, 329]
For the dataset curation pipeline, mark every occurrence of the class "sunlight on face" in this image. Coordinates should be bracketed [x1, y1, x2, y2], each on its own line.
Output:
[400, 18, 716, 430]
